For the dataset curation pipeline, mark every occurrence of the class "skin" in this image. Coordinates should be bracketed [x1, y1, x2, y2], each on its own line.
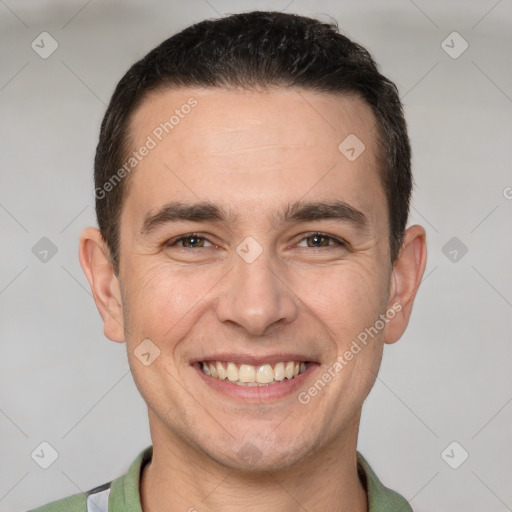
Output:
[80, 86, 427, 512]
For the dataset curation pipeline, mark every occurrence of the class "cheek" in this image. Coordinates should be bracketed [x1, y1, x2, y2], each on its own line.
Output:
[291, 261, 389, 344]
[121, 259, 223, 342]
[291, 263, 388, 412]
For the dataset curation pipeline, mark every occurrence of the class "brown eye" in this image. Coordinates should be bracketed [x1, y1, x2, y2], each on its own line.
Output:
[307, 234, 330, 247]
[168, 234, 213, 248]
[297, 233, 344, 248]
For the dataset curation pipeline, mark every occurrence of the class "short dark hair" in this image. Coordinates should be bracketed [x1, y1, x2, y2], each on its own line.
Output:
[94, 11, 411, 274]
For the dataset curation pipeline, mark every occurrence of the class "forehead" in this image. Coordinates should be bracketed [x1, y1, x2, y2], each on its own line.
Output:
[124, 86, 386, 231]
[130, 86, 377, 158]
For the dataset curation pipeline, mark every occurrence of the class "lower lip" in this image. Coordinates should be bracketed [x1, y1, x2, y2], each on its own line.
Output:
[193, 363, 319, 403]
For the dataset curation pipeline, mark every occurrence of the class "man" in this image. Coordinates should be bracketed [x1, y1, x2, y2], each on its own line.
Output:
[31, 10, 426, 512]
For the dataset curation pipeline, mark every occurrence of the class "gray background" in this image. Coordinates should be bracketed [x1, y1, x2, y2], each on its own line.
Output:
[1, 1, 511, 511]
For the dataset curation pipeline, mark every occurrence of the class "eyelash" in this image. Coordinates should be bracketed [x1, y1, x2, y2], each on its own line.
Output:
[167, 232, 346, 249]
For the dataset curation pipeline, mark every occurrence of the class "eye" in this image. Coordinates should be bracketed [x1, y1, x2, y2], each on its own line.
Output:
[296, 232, 346, 248]
[167, 233, 214, 248]
[165, 232, 344, 251]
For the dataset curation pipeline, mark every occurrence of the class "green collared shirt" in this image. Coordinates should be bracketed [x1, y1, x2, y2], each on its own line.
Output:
[29, 446, 412, 512]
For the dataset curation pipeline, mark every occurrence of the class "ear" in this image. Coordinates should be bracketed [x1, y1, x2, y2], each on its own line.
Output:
[79, 227, 125, 343]
[384, 224, 427, 345]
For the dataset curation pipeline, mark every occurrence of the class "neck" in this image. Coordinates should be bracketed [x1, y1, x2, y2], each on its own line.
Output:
[140, 412, 368, 512]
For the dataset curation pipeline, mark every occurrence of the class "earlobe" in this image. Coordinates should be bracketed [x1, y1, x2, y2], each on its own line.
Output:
[384, 224, 427, 345]
[79, 227, 125, 343]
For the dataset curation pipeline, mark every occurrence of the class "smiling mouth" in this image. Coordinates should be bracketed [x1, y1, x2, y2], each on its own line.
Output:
[199, 361, 308, 386]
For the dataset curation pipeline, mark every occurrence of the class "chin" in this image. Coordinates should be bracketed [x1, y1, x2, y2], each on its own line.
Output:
[204, 436, 315, 473]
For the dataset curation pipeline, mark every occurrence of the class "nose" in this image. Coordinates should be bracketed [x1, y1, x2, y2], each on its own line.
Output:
[215, 250, 299, 336]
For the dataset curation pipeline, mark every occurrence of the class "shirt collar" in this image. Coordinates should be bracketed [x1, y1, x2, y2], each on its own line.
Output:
[107, 445, 411, 512]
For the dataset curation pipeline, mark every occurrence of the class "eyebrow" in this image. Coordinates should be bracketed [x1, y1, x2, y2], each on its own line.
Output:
[140, 200, 369, 235]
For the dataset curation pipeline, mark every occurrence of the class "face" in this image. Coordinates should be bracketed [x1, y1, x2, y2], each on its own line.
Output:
[89, 87, 413, 471]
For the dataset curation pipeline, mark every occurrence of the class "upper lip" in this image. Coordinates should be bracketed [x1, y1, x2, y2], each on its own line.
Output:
[191, 353, 317, 366]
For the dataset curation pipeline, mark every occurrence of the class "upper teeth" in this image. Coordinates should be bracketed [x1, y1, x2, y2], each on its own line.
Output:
[201, 361, 307, 385]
